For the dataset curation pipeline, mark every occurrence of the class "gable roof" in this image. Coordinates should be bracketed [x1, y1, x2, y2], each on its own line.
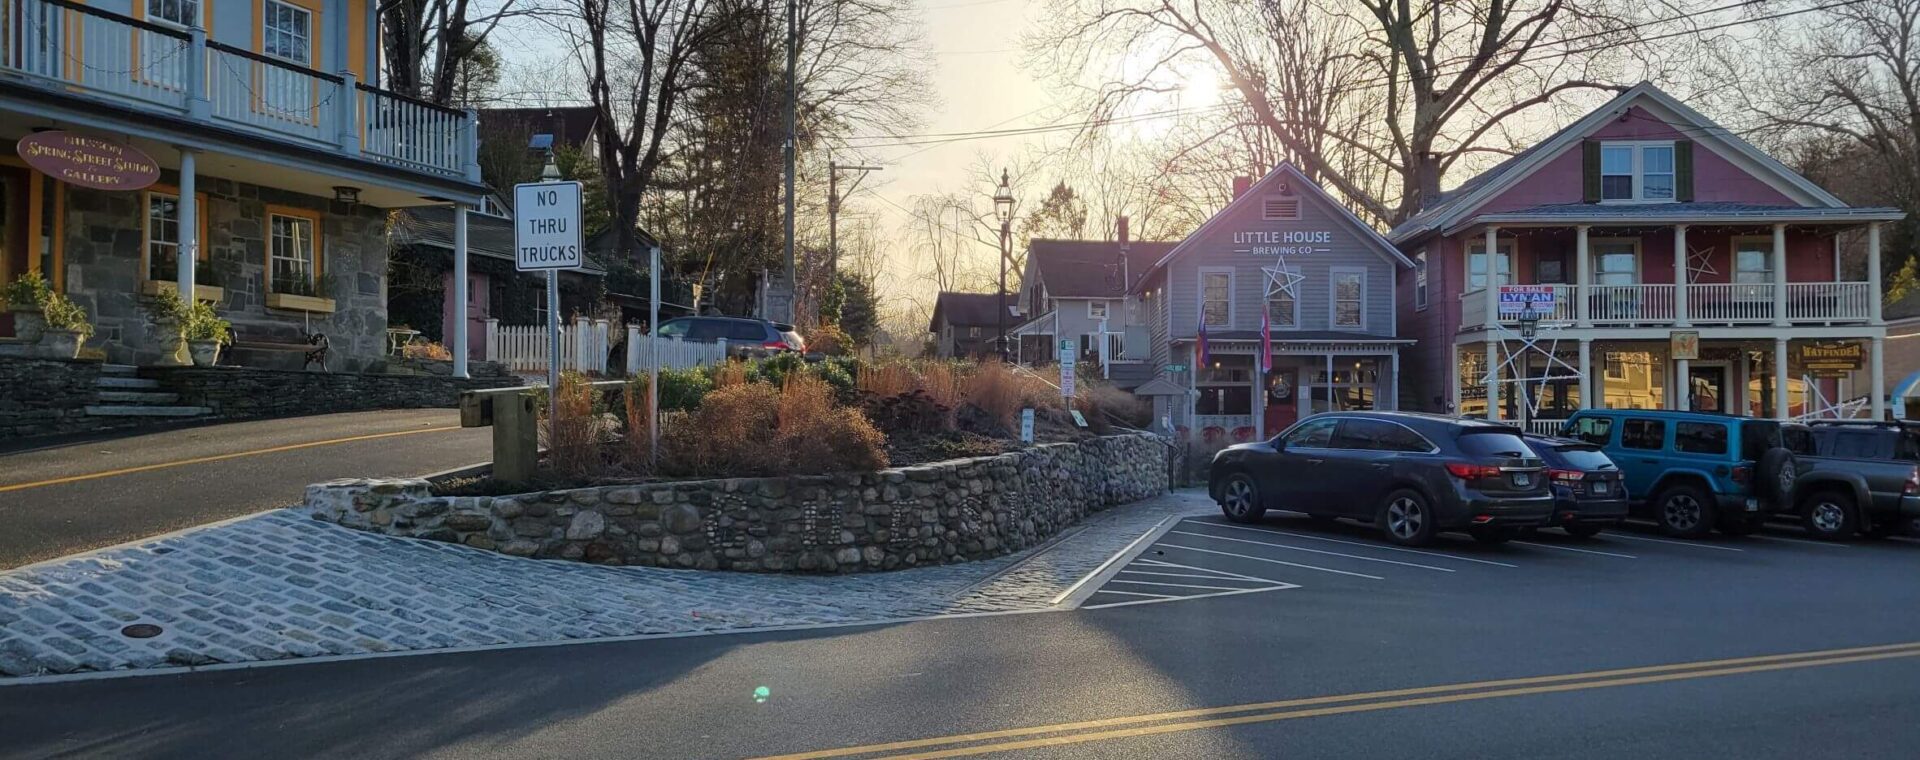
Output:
[929, 291, 1016, 332]
[1388, 81, 1851, 244]
[1135, 162, 1412, 291]
[1028, 239, 1178, 298]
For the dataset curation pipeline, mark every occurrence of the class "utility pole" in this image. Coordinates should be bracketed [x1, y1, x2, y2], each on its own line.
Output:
[781, 0, 799, 323]
[827, 158, 882, 280]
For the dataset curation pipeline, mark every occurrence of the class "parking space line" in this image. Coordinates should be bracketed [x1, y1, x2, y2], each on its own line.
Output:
[1169, 530, 1457, 573]
[1609, 533, 1745, 552]
[1189, 520, 1520, 568]
[1090, 589, 1178, 599]
[1107, 579, 1267, 592]
[1511, 540, 1638, 559]
[1081, 584, 1301, 611]
[1157, 543, 1386, 580]
[1751, 534, 1851, 548]
[1121, 570, 1260, 581]
[1132, 559, 1280, 584]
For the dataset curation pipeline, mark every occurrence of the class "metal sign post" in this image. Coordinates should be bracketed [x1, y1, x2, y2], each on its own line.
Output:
[1058, 339, 1077, 400]
[513, 180, 584, 424]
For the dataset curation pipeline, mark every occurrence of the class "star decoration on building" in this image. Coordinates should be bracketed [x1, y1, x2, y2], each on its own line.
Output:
[1263, 258, 1306, 299]
[1686, 244, 1719, 284]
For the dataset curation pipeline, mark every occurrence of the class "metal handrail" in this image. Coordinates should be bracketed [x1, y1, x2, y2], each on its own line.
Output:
[355, 81, 467, 119]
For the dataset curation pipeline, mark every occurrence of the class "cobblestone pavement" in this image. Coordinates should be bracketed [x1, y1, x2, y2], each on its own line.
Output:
[0, 491, 1210, 679]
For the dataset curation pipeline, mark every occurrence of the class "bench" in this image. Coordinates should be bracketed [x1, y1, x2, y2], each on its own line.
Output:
[229, 326, 330, 372]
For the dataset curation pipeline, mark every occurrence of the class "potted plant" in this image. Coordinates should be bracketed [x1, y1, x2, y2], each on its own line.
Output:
[38, 293, 93, 359]
[143, 290, 191, 366]
[3, 271, 53, 343]
[183, 299, 231, 367]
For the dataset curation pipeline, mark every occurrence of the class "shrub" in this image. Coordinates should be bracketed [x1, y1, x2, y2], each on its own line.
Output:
[963, 360, 1026, 429]
[142, 290, 189, 331]
[808, 322, 851, 356]
[543, 372, 611, 478]
[622, 375, 657, 473]
[3, 271, 52, 309]
[1076, 382, 1149, 433]
[401, 340, 450, 360]
[812, 357, 858, 403]
[777, 374, 887, 474]
[41, 294, 93, 338]
[748, 351, 808, 387]
[183, 300, 232, 344]
[921, 361, 963, 410]
[709, 359, 749, 389]
[656, 366, 714, 411]
[661, 383, 782, 475]
[857, 362, 917, 398]
[862, 389, 950, 436]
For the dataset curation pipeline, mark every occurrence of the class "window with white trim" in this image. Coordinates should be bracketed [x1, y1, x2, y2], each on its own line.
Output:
[1413, 251, 1428, 310]
[1201, 270, 1232, 328]
[1600, 142, 1676, 202]
[261, 0, 315, 121]
[1466, 241, 1512, 291]
[1087, 300, 1108, 320]
[1332, 269, 1364, 329]
[1268, 289, 1297, 328]
[1592, 241, 1639, 285]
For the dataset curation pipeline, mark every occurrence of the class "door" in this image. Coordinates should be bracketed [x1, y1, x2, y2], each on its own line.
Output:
[0, 167, 26, 337]
[1325, 418, 1422, 515]
[1266, 416, 1339, 513]
[1263, 368, 1298, 434]
[1616, 417, 1669, 500]
[1688, 365, 1728, 413]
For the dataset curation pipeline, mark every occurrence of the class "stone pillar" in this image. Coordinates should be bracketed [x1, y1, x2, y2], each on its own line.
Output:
[1674, 224, 1690, 327]
[177, 148, 197, 298]
[1774, 336, 1791, 420]
[1772, 223, 1789, 327]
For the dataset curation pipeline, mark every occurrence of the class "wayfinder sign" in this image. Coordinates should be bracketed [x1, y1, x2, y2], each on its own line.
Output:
[513, 181, 583, 271]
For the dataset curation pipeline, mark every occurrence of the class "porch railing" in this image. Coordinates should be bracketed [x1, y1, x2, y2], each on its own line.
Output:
[1467, 282, 1874, 329]
[1785, 282, 1872, 322]
[1687, 283, 1775, 323]
[1, 0, 477, 180]
[1588, 284, 1675, 324]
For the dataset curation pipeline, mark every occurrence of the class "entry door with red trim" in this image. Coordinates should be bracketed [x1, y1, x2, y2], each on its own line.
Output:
[1263, 367, 1299, 435]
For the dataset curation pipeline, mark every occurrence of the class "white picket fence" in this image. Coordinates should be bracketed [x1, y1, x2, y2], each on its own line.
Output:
[485, 317, 613, 374]
[626, 327, 731, 373]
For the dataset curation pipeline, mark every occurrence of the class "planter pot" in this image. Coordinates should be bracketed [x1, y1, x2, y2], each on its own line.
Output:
[40, 329, 83, 359]
[188, 339, 222, 367]
[149, 318, 190, 366]
[8, 305, 45, 343]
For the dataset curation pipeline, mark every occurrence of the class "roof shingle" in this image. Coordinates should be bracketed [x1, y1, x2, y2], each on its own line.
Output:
[1028, 239, 1177, 298]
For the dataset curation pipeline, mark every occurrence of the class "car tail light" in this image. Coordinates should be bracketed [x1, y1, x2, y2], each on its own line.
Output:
[1446, 462, 1501, 480]
[1549, 468, 1584, 484]
[1730, 465, 1752, 485]
[1905, 468, 1919, 495]
[762, 340, 791, 350]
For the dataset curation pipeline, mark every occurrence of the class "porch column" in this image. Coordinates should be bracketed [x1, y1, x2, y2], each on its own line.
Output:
[176, 148, 197, 298]
[1771, 223, 1789, 327]
[1872, 335, 1888, 420]
[452, 203, 471, 378]
[1869, 223, 1885, 325]
[1673, 224, 1691, 327]
[1578, 339, 1593, 410]
[1448, 344, 1462, 414]
[1255, 358, 1266, 439]
[1774, 336, 1791, 420]
[1483, 226, 1500, 329]
[1675, 356, 1690, 411]
[1389, 350, 1401, 411]
[1485, 337, 1502, 421]
[1575, 225, 1592, 327]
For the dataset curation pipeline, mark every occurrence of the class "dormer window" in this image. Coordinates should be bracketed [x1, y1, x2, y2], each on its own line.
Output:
[1599, 142, 1676, 202]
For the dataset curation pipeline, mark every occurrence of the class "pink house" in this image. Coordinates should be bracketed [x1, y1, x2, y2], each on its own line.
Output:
[1392, 83, 1904, 426]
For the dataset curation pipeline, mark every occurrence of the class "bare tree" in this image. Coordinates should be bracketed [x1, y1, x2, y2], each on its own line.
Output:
[1035, 0, 1644, 225]
[381, 0, 528, 104]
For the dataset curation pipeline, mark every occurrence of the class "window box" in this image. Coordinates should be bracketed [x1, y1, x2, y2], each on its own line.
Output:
[139, 279, 225, 302]
[266, 292, 336, 313]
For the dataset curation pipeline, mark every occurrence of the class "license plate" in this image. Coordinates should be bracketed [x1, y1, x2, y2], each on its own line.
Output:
[1592, 481, 1609, 495]
[1745, 498, 1759, 512]
[1512, 472, 1532, 487]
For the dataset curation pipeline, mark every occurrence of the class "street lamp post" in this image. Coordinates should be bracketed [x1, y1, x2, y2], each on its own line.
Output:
[993, 169, 1014, 362]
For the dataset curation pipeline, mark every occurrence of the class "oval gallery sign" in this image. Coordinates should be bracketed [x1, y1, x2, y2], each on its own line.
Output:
[16, 131, 160, 191]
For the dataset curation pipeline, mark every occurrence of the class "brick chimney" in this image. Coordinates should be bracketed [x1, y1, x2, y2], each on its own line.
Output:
[1116, 215, 1131, 290]
[1116, 215, 1130, 246]
[1232, 175, 1252, 198]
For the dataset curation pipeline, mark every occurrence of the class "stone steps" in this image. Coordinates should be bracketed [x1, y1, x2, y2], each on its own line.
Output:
[94, 376, 162, 390]
[99, 363, 138, 376]
[84, 405, 213, 417]
[95, 390, 182, 404]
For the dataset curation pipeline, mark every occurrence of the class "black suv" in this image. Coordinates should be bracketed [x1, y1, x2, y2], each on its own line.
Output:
[1210, 412, 1553, 546]
[1521, 435, 1628, 538]
[654, 316, 806, 352]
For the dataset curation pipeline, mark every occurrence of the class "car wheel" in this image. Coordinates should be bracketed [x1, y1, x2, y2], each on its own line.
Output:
[1563, 523, 1604, 539]
[1654, 484, 1715, 539]
[1217, 472, 1267, 524]
[1378, 489, 1437, 547]
[1469, 527, 1514, 545]
[1756, 447, 1798, 511]
[1801, 489, 1857, 541]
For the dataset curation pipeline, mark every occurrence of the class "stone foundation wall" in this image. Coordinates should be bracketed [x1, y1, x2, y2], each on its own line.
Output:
[0, 356, 122, 441]
[307, 433, 1169, 572]
[151, 363, 517, 419]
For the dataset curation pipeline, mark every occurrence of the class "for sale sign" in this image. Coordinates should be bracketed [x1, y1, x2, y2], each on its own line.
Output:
[1497, 285, 1556, 316]
[513, 181, 583, 271]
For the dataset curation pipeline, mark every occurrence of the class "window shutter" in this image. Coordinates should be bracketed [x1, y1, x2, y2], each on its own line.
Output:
[1675, 140, 1694, 202]
[1582, 141, 1601, 203]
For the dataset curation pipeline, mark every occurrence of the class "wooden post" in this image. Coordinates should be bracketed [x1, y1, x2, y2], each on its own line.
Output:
[493, 391, 539, 483]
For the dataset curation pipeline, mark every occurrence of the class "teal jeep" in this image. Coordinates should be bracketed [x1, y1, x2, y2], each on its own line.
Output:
[1561, 410, 1798, 538]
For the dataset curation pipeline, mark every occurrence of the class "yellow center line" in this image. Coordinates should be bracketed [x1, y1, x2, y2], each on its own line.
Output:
[0, 426, 464, 493]
[876, 648, 1920, 759]
[750, 641, 1920, 760]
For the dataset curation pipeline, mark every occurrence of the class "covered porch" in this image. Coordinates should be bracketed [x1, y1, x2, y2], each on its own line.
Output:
[1175, 336, 1408, 443]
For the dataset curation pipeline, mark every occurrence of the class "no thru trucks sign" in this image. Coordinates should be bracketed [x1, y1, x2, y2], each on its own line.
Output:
[513, 181, 583, 271]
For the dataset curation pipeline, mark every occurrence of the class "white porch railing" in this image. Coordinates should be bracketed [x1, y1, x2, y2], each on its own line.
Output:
[485, 317, 612, 375]
[1588, 284, 1676, 324]
[1524, 419, 1569, 436]
[1686, 283, 1774, 323]
[625, 328, 730, 373]
[1463, 281, 1876, 330]
[1786, 282, 1872, 322]
[0, 0, 476, 179]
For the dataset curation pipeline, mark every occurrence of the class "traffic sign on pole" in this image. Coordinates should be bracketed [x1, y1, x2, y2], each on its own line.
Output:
[514, 181, 584, 421]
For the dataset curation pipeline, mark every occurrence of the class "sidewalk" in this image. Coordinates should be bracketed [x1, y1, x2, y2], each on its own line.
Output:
[0, 490, 1211, 679]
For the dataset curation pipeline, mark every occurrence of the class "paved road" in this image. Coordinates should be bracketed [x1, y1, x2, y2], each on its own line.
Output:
[5, 511, 1918, 758]
[0, 410, 488, 569]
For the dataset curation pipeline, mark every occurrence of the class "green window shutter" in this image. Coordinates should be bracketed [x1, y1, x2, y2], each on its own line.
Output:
[1582, 141, 1602, 203]
[1675, 141, 1695, 202]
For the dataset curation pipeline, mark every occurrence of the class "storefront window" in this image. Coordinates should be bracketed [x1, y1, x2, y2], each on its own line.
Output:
[1196, 386, 1252, 415]
[1306, 362, 1377, 415]
[1599, 350, 1665, 410]
[1457, 348, 1488, 417]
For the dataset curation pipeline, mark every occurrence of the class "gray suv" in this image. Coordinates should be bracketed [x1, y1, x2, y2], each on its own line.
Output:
[655, 316, 805, 352]
[1210, 412, 1554, 546]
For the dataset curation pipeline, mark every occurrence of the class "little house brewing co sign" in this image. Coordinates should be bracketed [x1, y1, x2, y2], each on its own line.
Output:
[16, 132, 160, 191]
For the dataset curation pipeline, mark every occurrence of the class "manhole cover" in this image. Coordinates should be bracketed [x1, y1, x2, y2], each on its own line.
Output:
[120, 624, 164, 639]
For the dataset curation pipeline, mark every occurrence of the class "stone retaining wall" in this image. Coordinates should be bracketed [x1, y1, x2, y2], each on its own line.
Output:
[0, 356, 125, 441]
[307, 433, 1169, 573]
[150, 363, 517, 419]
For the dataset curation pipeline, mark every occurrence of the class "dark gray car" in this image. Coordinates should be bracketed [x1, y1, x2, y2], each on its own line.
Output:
[1209, 412, 1554, 546]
